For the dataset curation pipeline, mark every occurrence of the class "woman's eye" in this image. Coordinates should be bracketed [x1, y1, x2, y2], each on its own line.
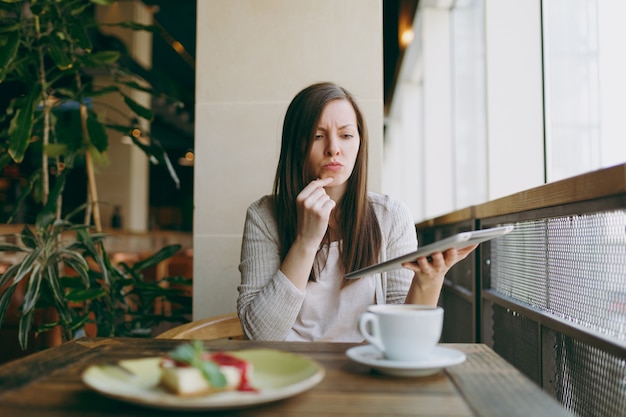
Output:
[342, 134, 354, 139]
[315, 134, 324, 140]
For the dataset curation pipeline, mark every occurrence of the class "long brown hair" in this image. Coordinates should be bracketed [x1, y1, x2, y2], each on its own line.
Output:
[273, 82, 381, 278]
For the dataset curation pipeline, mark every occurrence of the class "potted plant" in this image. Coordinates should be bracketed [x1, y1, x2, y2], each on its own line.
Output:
[0, 0, 180, 228]
[0, 0, 190, 355]
[0, 172, 191, 351]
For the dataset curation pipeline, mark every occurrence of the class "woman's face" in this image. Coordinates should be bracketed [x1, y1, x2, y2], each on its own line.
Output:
[306, 99, 360, 198]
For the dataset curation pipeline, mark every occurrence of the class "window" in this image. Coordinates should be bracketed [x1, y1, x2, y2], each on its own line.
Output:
[543, 0, 626, 181]
[451, 0, 486, 208]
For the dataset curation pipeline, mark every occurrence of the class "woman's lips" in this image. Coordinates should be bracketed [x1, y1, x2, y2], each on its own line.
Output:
[323, 162, 343, 171]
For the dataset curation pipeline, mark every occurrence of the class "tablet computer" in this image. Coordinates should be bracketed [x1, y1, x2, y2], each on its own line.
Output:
[344, 224, 514, 279]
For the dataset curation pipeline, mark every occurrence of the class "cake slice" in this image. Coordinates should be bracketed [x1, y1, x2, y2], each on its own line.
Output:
[159, 341, 254, 396]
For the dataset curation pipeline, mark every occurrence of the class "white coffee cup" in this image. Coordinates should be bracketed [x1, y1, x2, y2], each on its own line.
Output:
[358, 304, 443, 362]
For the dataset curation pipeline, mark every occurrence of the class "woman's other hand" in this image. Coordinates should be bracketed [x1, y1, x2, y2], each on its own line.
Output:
[402, 244, 478, 306]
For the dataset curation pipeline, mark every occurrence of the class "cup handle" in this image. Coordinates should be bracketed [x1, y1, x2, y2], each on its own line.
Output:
[359, 312, 385, 352]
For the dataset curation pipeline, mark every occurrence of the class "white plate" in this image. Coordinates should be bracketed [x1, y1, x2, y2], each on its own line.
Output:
[82, 348, 325, 411]
[346, 345, 466, 377]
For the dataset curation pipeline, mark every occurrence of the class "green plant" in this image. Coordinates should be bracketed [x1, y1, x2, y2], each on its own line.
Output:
[0, 0, 180, 229]
[80, 241, 192, 339]
[0, 172, 190, 348]
[0, 0, 191, 351]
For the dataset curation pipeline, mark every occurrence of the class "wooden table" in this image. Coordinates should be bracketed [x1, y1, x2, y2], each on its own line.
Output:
[0, 337, 575, 417]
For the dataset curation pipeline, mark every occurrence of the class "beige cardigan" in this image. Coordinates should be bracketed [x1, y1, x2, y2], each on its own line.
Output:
[237, 192, 417, 341]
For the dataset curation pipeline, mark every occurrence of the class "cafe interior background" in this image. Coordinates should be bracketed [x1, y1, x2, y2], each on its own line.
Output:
[1, 0, 624, 346]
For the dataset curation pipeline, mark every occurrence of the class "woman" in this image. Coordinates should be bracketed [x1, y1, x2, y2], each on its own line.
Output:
[237, 82, 476, 341]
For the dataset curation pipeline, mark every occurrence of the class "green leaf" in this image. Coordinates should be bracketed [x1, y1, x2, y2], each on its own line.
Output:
[198, 360, 228, 389]
[0, 153, 12, 168]
[7, 170, 41, 224]
[122, 93, 153, 121]
[43, 143, 69, 158]
[59, 276, 88, 291]
[74, 228, 104, 275]
[22, 264, 43, 313]
[167, 340, 199, 363]
[0, 262, 20, 289]
[86, 110, 108, 152]
[0, 243, 27, 252]
[67, 21, 92, 52]
[18, 309, 34, 350]
[20, 225, 38, 249]
[13, 247, 42, 286]
[66, 313, 91, 332]
[131, 244, 181, 272]
[65, 288, 107, 302]
[89, 0, 116, 6]
[118, 80, 164, 98]
[158, 148, 181, 189]
[84, 86, 118, 98]
[0, 285, 17, 330]
[104, 123, 133, 134]
[128, 135, 180, 189]
[0, 31, 19, 82]
[0, 24, 21, 34]
[60, 251, 90, 287]
[8, 85, 40, 163]
[47, 34, 73, 70]
[46, 265, 67, 313]
[69, 3, 92, 17]
[107, 21, 160, 33]
[167, 341, 227, 388]
[86, 50, 120, 65]
[36, 168, 69, 230]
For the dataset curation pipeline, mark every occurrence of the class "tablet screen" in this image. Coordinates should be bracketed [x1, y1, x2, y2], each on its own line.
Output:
[344, 225, 514, 279]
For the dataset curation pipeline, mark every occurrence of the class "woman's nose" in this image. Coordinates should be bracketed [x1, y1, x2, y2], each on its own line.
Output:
[325, 136, 340, 156]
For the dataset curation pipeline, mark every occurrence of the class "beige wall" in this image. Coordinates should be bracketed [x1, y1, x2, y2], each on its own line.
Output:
[95, 2, 151, 232]
[193, 0, 384, 319]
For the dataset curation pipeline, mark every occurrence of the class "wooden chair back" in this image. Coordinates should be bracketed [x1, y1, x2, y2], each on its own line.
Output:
[156, 312, 245, 340]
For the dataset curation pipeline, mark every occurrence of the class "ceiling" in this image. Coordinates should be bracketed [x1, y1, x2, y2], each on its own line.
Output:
[139, 0, 417, 150]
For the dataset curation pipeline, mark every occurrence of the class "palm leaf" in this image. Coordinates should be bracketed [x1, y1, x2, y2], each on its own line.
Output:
[131, 244, 181, 273]
[0, 283, 18, 330]
[59, 250, 90, 287]
[65, 313, 91, 332]
[18, 309, 34, 350]
[0, 262, 20, 290]
[7, 170, 41, 224]
[12, 247, 42, 286]
[20, 225, 38, 249]
[22, 264, 43, 314]
[36, 168, 69, 230]
[74, 228, 108, 284]
[65, 288, 107, 303]
[46, 265, 70, 322]
[122, 93, 153, 120]
[0, 243, 26, 252]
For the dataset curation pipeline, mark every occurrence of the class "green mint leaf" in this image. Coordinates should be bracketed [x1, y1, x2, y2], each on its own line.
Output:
[167, 341, 227, 388]
[167, 343, 197, 364]
[198, 360, 228, 388]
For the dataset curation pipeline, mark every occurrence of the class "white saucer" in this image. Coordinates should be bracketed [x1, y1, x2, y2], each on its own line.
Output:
[345, 345, 466, 377]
